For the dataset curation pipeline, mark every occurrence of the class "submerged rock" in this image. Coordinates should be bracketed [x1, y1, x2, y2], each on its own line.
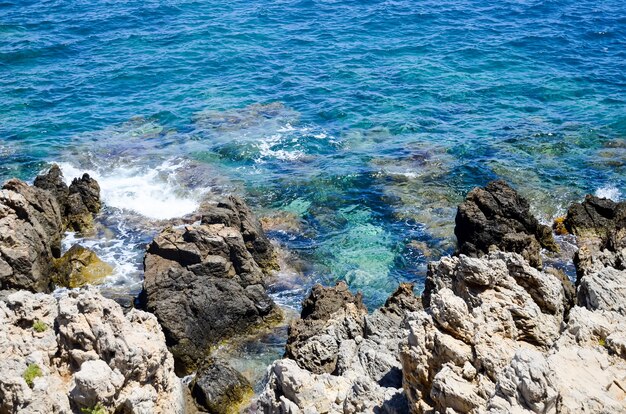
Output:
[0, 288, 184, 413]
[455, 180, 557, 268]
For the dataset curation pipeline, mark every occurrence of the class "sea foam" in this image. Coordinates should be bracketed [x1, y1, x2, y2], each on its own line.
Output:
[595, 186, 621, 201]
[56, 159, 201, 220]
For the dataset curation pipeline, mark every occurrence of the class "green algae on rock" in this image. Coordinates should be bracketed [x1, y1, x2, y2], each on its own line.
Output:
[52, 244, 113, 288]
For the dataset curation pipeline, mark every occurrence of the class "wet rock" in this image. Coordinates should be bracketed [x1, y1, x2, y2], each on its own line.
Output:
[143, 196, 281, 374]
[0, 289, 184, 414]
[52, 244, 113, 288]
[191, 359, 252, 414]
[258, 283, 421, 413]
[455, 180, 558, 268]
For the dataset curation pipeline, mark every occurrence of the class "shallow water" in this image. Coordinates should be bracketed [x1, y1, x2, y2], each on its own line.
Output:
[1, 0, 625, 310]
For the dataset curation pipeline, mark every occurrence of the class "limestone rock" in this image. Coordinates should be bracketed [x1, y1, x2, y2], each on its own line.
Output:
[401, 251, 567, 413]
[257, 283, 421, 413]
[0, 289, 184, 414]
[455, 180, 557, 268]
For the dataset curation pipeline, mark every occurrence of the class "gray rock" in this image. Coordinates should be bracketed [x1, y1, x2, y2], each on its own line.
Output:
[191, 359, 252, 414]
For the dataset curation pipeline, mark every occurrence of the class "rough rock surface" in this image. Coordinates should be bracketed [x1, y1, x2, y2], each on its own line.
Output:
[200, 196, 278, 273]
[565, 195, 626, 315]
[455, 180, 557, 268]
[0, 179, 64, 292]
[402, 251, 570, 413]
[0, 288, 184, 414]
[0, 166, 102, 292]
[142, 196, 281, 374]
[34, 164, 101, 234]
[257, 282, 422, 413]
[191, 358, 253, 414]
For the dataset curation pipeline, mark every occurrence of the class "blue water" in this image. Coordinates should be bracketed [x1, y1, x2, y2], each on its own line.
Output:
[1, 0, 625, 307]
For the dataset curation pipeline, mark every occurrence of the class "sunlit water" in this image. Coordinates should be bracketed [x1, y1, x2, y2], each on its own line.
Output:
[1, 0, 625, 382]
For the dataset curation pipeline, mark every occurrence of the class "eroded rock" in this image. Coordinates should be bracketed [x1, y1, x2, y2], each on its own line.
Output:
[0, 289, 184, 414]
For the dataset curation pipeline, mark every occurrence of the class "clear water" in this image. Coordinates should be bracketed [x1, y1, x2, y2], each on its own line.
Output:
[1, 0, 625, 309]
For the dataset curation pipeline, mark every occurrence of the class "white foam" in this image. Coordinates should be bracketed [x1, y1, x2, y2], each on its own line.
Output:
[595, 186, 621, 201]
[56, 159, 201, 220]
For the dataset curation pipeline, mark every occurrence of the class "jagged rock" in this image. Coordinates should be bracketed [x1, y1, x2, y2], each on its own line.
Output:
[191, 359, 252, 414]
[201, 196, 278, 273]
[0, 179, 64, 292]
[489, 307, 626, 413]
[401, 251, 567, 413]
[455, 180, 557, 268]
[0, 166, 103, 292]
[34, 166, 101, 234]
[52, 244, 113, 288]
[142, 197, 281, 374]
[564, 195, 626, 242]
[565, 195, 626, 315]
[257, 283, 421, 413]
[0, 289, 184, 414]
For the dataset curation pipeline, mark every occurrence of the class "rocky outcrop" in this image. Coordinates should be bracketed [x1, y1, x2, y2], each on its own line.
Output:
[191, 359, 253, 414]
[0, 179, 64, 292]
[564, 195, 626, 315]
[0, 288, 184, 413]
[257, 282, 421, 413]
[455, 180, 557, 268]
[401, 251, 569, 413]
[0, 166, 103, 293]
[143, 219, 281, 374]
[34, 164, 101, 234]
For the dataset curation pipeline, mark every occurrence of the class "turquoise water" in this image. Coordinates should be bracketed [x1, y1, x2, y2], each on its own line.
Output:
[1, 0, 625, 307]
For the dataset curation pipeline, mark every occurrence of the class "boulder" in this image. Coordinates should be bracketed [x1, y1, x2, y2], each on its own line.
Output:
[564, 194, 626, 242]
[142, 197, 281, 374]
[52, 244, 113, 288]
[455, 180, 557, 268]
[191, 359, 253, 414]
[257, 282, 421, 413]
[0, 289, 184, 414]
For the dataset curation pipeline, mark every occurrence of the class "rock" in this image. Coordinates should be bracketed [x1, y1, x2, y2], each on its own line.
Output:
[0, 179, 64, 292]
[201, 196, 278, 273]
[257, 283, 421, 413]
[564, 195, 626, 242]
[285, 282, 367, 374]
[565, 195, 626, 316]
[52, 244, 113, 288]
[401, 251, 568, 413]
[142, 197, 281, 374]
[0, 289, 184, 414]
[0, 166, 103, 292]
[455, 180, 557, 268]
[191, 359, 252, 414]
[34, 165, 102, 234]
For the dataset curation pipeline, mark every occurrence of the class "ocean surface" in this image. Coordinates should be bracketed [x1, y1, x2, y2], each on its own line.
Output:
[1, 0, 625, 311]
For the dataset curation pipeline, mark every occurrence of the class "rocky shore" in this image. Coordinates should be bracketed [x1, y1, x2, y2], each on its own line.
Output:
[0, 166, 624, 413]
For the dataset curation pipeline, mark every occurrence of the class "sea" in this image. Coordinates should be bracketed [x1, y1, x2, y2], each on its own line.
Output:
[1, 0, 624, 385]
